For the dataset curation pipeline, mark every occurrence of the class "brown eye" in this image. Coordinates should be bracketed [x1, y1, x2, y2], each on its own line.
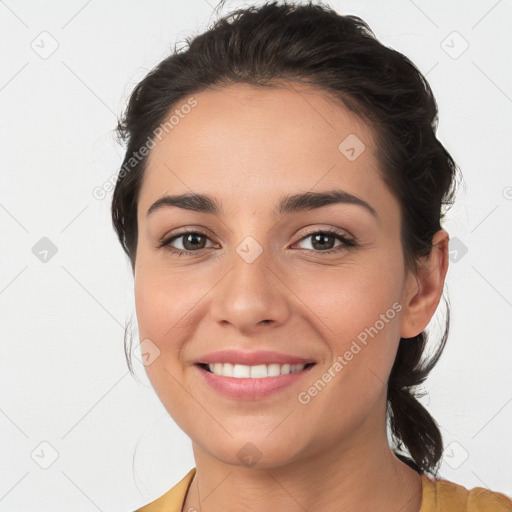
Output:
[159, 230, 215, 255]
[294, 228, 357, 254]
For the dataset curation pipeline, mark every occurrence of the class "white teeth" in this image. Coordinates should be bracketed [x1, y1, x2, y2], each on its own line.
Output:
[206, 362, 307, 378]
[233, 364, 251, 378]
[223, 362, 234, 377]
[267, 363, 281, 377]
[250, 364, 267, 378]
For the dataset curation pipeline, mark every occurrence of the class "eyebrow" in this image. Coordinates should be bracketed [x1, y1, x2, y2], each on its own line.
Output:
[146, 188, 378, 220]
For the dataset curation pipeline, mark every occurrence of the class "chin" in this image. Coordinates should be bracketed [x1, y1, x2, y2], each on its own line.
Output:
[197, 433, 305, 469]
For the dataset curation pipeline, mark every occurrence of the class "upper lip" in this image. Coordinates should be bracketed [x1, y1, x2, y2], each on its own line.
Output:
[194, 349, 316, 366]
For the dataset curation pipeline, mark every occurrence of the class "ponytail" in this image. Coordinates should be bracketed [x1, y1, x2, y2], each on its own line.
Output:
[388, 300, 450, 475]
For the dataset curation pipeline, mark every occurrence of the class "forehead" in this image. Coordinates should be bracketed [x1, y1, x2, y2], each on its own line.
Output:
[138, 82, 394, 221]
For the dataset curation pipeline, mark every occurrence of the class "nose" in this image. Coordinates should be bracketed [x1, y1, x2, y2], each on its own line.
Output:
[209, 242, 291, 335]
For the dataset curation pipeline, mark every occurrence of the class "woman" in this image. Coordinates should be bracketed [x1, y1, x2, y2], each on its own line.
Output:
[111, 2, 512, 511]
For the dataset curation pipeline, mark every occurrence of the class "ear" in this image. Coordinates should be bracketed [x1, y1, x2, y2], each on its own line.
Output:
[400, 229, 450, 339]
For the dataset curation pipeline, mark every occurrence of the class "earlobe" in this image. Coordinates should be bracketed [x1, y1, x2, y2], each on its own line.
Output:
[400, 229, 450, 339]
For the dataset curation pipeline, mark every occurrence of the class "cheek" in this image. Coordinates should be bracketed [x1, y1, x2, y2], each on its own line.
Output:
[293, 253, 405, 399]
[293, 254, 404, 346]
[290, 268, 404, 446]
[133, 266, 203, 430]
[134, 271, 173, 345]
[134, 260, 208, 352]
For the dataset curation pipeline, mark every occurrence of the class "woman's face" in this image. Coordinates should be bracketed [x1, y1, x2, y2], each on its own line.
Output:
[134, 82, 422, 467]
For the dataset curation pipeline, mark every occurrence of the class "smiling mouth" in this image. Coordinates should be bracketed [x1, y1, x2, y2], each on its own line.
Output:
[198, 362, 316, 378]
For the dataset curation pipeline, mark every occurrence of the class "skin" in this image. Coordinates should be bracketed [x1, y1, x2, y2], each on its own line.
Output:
[133, 82, 449, 512]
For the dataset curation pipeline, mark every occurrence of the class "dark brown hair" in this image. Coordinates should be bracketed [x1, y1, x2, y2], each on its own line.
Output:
[111, 0, 460, 476]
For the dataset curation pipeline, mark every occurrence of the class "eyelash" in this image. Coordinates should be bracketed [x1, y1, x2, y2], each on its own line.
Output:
[158, 227, 357, 257]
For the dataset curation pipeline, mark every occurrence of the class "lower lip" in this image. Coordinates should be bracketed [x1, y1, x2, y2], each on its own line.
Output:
[195, 364, 315, 400]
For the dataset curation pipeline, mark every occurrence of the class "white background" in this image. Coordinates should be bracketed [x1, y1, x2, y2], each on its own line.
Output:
[1, 0, 511, 510]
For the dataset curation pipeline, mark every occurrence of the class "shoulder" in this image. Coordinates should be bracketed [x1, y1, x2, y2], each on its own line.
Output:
[133, 468, 196, 512]
[421, 473, 512, 512]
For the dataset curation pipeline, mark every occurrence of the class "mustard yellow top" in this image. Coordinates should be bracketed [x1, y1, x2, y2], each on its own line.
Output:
[134, 468, 512, 512]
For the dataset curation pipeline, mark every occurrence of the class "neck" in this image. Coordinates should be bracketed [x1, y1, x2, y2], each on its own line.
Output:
[182, 398, 423, 512]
